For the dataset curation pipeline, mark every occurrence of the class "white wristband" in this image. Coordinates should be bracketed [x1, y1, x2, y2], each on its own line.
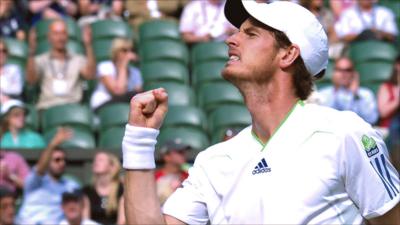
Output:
[122, 124, 159, 170]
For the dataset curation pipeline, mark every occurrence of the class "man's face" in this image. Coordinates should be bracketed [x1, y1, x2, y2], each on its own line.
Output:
[0, 196, 15, 225]
[358, 0, 375, 9]
[48, 21, 68, 51]
[49, 150, 66, 178]
[62, 200, 83, 223]
[332, 58, 355, 88]
[164, 150, 187, 167]
[222, 18, 281, 84]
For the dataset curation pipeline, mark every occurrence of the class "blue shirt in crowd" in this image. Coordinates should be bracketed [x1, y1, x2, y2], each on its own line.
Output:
[17, 168, 80, 225]
[319, 86, 379, 124]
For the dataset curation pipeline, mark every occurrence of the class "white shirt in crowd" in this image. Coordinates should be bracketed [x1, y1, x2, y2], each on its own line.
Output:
[90, 61, 143, 110]
[59, 218, 100, 225]
[163, 102, 399, 224]
[179, 0, 235, 41]
[0, 64, 23, 97]
[335, 4, 398, 38]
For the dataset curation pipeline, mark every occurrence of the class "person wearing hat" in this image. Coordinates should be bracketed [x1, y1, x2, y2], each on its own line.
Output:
[59, 190, 99, 225]
[0, 99, 46, 149]
[155, 139, 190, 204]
[122, 0, 399, 224]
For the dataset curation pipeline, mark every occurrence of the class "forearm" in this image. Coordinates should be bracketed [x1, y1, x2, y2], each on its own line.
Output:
[368, 203, 400, 225]
[36, 142, 57, 175]
[124, 170, 165, 225]
[26, 56, 38, 85]
[29, 0, 53, 13]
[115, 67, 128, 94]
[379, 100, 399, 119]
[82, 45, 96, 79]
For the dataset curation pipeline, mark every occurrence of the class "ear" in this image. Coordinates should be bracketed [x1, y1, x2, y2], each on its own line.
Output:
[279, 45, 300, 70]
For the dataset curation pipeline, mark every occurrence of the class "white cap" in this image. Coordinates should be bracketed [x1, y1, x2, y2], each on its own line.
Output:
[224, 0, 328, 76]
[0, 99, 28, 117]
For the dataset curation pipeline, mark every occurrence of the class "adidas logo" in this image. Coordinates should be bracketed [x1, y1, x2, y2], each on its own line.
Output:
[252, 158, 271, 175]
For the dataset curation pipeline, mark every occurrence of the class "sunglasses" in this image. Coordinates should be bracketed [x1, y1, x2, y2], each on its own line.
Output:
[120, 48, 132, 52]
[53, 157, 66, 163]
[335, 67, 354, 73]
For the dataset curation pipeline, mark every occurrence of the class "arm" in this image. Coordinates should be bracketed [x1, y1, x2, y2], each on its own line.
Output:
[26, 29, 39, 85]
[82, 195, 91, 219]
[78, 0, 100, 16]
[29, 0, 53, 13]
[117, 196, 125, 225]
[181, 32, 211, 44]
[36, 127, 73, 176]
[100, 64, 129, 96]
[368, 203, 399, 225]
[79, 26, 96, 80]
[377, 84, 400, 119]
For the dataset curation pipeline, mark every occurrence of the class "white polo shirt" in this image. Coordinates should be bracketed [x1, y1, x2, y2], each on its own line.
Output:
[163, 102, 399, 224]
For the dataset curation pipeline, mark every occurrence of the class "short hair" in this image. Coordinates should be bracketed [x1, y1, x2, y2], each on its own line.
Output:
[250, 17, 322, 100]
[0, 186, 15, 200]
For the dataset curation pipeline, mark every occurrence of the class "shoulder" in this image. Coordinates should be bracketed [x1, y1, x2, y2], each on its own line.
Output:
[358, 87, 376, 97]
[340, 6, 358, 18]
[34, 52, 50, 63]
[183, 0, 201, 11]
[4, 64, 20, 73]
[21, 129, 46, 146]
[375, 5, 395, 17]
[97, 61, 115, 72]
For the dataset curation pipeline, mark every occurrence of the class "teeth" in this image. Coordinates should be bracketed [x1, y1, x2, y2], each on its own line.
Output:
[229, 55, 240, 61]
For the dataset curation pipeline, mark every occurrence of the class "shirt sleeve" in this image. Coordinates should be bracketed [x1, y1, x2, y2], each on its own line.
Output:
[14, 153, 30, 181]
[162, 155, 209, 225]
[179, 2, 197, 33]
[24, 168, 45, 193]
[379, 7, 398, 35]
[97, 61, 115, 78]
[339, 118, 400, 219]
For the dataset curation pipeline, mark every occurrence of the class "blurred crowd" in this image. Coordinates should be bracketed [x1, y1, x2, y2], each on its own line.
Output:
[0, 0, 399, 224]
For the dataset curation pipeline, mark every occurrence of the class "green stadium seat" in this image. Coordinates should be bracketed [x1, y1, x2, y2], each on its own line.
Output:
[98, 126, 125, 150]
[92, 39, 113, 62]
[162, 105, 207, 131]
[36, 40, 84, 55]
[139, 40, 189, 65]
[191, 41, 229, 65]
[44, 127, 95, 149]
[25, 104, 39, 131]
[198, 82, 244, 114]
[157, 127, 210, 160]
[364, 82, 382, 96]
[4, 38, 28, 66]
[91, 20, 134, 40]
[139, 19, 181, 42]
[97, 103, 130, 131]
[355, 61, 393, 84]
[192, 61, 226, 90]
[35, 17, 81, 41]
[144, 82, 195, 106]
[208, 105, 251, 143]
[349, 40, 398, 64]
[141, 61, 189, 85]
[42, 104, 93, 132]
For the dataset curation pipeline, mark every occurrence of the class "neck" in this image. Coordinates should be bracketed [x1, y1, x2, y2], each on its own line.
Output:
[236, 72, 298, 144]
[69, 217, 82, 225]
[95, 174, 111, 187]
[51, 48, 67, 60]
[163, 163, 181, 174]
[9, 126, 20, 137]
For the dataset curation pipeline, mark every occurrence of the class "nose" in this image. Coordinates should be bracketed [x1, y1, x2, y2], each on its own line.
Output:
[225, 32, 239, 48]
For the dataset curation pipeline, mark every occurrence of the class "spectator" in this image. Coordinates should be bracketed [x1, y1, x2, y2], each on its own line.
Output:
[334, 0, 398, 43]
[0, 0, 27, 40]
[319, 57, 379, 125]
[0, 99, 46, 149]
[0, 150, 30, 194]
[16, 127, 79, 225]
[0, 39, 23, 103]
[90, 38, 142, 112]
[77, 0, 124, 27]
[0, 186, 16, 225]
[155, 139, 190, 204]
[26, 19, 95, 111]
[83, 152, 125, 225]
[329, 0, 356, 20]
[378, 55, 400, 128]
[28, 0, 78, 26]
[179, 0, 236, 44]
[125, 0, 188, 29]
[59, 190, 99, 225]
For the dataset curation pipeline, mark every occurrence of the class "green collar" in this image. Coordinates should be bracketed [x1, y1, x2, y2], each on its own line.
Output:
[251, 100, 304, 151]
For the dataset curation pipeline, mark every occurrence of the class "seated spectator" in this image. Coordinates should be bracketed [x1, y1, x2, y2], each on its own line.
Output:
[378, 55, 400, 128]
[155, 139, 190, 204]
[83, 152, 125, 225]
[59, 190, 99, 225]
[0, 99, 46, 149]
[179, 0, 236, 44]
[77, 0, 124, 27]
[90, 38, 142, 112]
[319, 57, 378, 125]
[0, 150, 30, 194]
[125, 0, 188, 29]
[0, 0, 27, 40]
[329, 0, 356, 20]
[0, 39, 23, 103]
[28, 0, 78, 26]
[0, 186, 16, 225]
[26, 19, 95, 111]
[17, 127, 80, 225]
[334, 0, 398, 43]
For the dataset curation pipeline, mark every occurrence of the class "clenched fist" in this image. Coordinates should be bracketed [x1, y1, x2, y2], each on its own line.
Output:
[129, 88, 168, 129]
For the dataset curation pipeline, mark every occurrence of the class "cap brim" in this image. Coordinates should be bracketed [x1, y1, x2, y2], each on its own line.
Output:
[224, 0, 249, 29]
